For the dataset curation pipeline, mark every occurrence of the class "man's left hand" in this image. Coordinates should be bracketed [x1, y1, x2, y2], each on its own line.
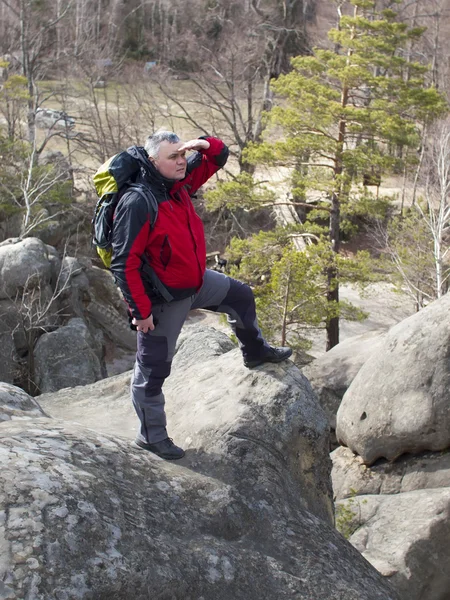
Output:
[178, 139, 210, 152]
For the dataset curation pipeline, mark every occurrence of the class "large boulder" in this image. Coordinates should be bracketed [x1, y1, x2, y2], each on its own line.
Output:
[34, 318, 104, 393]
[303, 329, 386, 428]
[60, 257, 137, 352]
[336, 293, 450, 464]
[39, 326, 333, 522]
[0, 418, 398, 600]
[337, 488, 450, 600]
[0, 238, 52, 300]
[0, 346, 399, 599]
[332, 446, 450, 500]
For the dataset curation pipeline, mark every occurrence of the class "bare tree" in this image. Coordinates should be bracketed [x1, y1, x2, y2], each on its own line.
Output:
[6, 246, 79, 394]
[153, 0, 312, 173]
[417, 120, 450, 298]
[0, 122, 75, 237]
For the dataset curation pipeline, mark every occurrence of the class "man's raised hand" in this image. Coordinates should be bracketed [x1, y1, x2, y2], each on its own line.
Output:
[178, 139, 210, 152]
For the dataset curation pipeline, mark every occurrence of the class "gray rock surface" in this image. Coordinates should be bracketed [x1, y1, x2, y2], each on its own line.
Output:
[39, 326, 333, 522]
[338, 488, 450, 600]
[0, 382, 47, 421]
[0, 238, 52, 300]
[39, 369, 135, 435]
[34, 318, 104, 393]
[336, 292, 450, 464]
[1, 341, 399, 599]
[60, 258, 136, 352]
[174, 323, 236, 369]
[0, 418, 398, 600]
[332, 446, 450, 500]
[45, 244, 62, 289]
[303, 329, 386, 428]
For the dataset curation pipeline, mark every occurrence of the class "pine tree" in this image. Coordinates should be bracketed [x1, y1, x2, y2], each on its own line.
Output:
[245, 0, 447, 349]
[227, 228, 374, 354]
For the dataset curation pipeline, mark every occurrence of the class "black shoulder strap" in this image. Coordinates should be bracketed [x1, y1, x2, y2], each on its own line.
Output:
[125, 183, 159, 229]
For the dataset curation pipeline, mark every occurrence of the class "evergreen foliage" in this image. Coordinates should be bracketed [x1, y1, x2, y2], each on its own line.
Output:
[235, 0, 447, 349]
[227, 227, 374, 351]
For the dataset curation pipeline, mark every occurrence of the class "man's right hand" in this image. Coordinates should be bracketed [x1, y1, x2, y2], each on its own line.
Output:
[132, 314, 156, 333]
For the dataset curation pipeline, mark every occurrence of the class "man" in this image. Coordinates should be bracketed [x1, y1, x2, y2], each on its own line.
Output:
[110, 131, 292, 460]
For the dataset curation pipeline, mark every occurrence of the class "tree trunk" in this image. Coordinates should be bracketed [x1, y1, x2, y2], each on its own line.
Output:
[325, 3, 356, 351]
[326, 191, 340, 350]
[20, 0, 36, 149]
[281, 266, 291, 346]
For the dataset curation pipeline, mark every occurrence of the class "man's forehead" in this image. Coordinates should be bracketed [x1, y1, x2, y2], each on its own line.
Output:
[159, 140, 184, 157]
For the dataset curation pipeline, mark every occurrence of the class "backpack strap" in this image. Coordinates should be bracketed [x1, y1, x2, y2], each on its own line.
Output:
[125, 183, 159, 229]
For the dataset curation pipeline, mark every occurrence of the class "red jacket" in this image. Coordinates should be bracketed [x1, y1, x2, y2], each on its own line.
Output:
[110, 137, 229, 320]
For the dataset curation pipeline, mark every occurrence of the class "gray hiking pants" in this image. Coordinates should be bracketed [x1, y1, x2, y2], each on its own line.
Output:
[132, 269, 270, 444]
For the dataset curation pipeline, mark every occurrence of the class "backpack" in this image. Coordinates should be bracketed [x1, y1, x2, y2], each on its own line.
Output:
[92, 150, 159, 269]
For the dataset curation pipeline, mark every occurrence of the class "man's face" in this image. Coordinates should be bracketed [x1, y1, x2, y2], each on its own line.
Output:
[150, 140, 187, 180]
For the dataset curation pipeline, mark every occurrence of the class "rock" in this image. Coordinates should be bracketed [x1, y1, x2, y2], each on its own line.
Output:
[34, 218, 67, 248]
[0, 299, 25, 356]
[338, 283, 414, 340]
[0, 212, 22, 244]
[39, 326, 333, 522]
[58, 256, 88, 298]
[168, 344, 334, 524]
[34, 318, 104, 393]
[0, 422, 399, 598]
[336, 293, 450, 464]
[332, 446, 450, 500]
[0, 382, 47, 421]
[173, 324, 236, 370]
[0, 333, 19, 385]
[39, 151, 73, 183]
[39, 370, 135, 436]
[338, 488, 450, 600]
[35, 108, 75, 130]
[0, 280, 61, 362]
[45, 244, 62, 289]
[303, 329, 386, 429]
[0, 238, 52, 300]
[60, 259, 137, 352]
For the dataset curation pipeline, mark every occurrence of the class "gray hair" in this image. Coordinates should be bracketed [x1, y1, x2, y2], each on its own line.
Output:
[145, 130, 180, 158]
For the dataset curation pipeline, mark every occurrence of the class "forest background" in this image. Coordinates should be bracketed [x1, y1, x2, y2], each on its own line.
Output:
[1, 0, 450, 356]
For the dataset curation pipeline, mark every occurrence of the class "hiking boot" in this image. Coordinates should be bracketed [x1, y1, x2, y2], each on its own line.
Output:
[135, 437, 185, 460]
[243, 346, 292, 369]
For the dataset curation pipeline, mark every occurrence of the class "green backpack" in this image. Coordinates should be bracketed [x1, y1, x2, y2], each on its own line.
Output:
[92, 150, 158, 268]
